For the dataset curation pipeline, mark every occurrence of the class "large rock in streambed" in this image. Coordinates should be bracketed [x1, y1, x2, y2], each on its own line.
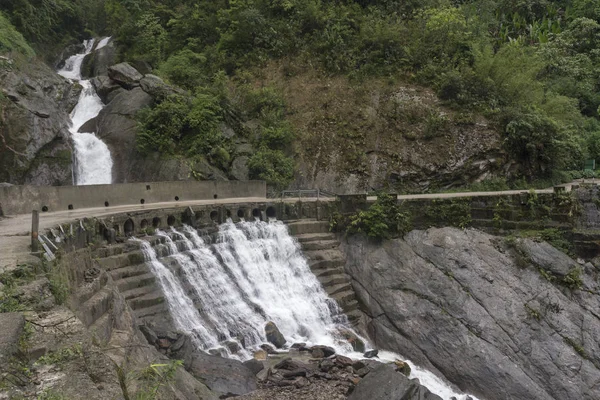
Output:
[90, 76, 121, 104]
[108, 62, 143, 89]
[265, 321, 286, 348]
[348, 363, 442, 400]
[81, 39, 117, 79]
[184, 351, 257, 397]
[342, 228, 600, 400]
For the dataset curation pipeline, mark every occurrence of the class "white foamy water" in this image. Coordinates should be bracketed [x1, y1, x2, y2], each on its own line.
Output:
[138, 220, 479, 400]
[58, 38, 112, 185]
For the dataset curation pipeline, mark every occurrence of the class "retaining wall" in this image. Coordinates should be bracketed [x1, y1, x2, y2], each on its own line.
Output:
[0, 180, 266, 216]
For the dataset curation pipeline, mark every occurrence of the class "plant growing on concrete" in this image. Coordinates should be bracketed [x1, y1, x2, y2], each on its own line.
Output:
[346, 193, 411, 240]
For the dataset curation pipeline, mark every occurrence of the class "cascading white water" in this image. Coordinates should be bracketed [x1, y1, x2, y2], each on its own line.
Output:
[136, 220, 479, 400]
[132, 237, 221, 350]
[58, 38, 113, 185]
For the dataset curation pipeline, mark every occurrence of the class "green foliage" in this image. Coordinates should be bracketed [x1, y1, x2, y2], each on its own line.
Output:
[137, 92, 224, 158]
[35, 344, 82, 366]
[564, 336, 587, 358]
[562, 267, 583, 290]
[134, 360, 183, 400]
[248, 149, 294, 189]
[425, 199, 472, 228]
[346, 193, 412, 240]
[0, 11, 34, 57]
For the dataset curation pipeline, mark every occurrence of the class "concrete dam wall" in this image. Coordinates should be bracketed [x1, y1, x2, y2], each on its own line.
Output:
[0, 180, 266, 216]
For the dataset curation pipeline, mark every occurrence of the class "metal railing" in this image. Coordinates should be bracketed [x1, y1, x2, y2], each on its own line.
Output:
[269, 189, 338, 199]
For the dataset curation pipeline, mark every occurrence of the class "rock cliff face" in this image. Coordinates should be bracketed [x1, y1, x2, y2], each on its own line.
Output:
[0, 56, 79, 185]
[342, 228, 600, 400]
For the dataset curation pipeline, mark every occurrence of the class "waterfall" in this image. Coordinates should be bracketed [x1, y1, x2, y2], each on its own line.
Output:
[58, 38, 113, 185]
[135, 220, 479, 400]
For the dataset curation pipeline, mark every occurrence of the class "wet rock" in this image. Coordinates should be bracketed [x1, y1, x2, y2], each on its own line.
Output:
[243, 359, 264, 376]
[157, 338, 171, 349]
[394, 360, 411, 376]
[224, 340, 241, 354]
[185, 351, 257, 397]
[260, 343, 278, 354]
[363, 349, 378, 358]
[291, 342, 307, 349]
[311, 345, 335, 358]
[208, 347, 227, 357]
[348, 364, 442, 400]
[265, 321, 286, 348]
[108, 62, 143, 89]
[340, 329, 366, 353]
[81, 39, 117, 78]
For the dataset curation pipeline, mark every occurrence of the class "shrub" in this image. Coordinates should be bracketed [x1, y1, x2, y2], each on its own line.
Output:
[346, 193, 412, 240]
[248, 149, 294, 189]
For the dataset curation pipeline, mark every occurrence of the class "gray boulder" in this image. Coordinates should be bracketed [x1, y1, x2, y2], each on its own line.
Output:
[185, 351, 257, 397]
[342, 228, 600, 400]
[90, 76, 121, 104]
[139, 74, 181, 99]
[81, 39, 117, 79]
[265, 321, 286, 348]
[0, 313, 25, 363]
[349, 364, 442, 400]
[108, 62, 143, 89]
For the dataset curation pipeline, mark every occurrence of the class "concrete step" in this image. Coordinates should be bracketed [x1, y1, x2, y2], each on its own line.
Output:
[287, 220, 330, 235]
[75, 272, 109, 305]
[116, 272, 156, 292]
[309, 258, 345, 271]
[109, 263, 150, 281]
[325, 282, 353, 297]
[294, 233, 336, 243]
[128, 291, 165, 311]
[342, 299, 360, 313]
[121, 284, 157, 301]
[92, 245, 126, 259]
[134, 302, 168, 319]
[345, 310, 363, 326]
[332, 290, 356, 309]
[96, 251, 146, 271]
[313, 267, 345, 278]
[318, 274, 352, 287]
[79, 287, 113, 327]
[300, 240, 340, 251]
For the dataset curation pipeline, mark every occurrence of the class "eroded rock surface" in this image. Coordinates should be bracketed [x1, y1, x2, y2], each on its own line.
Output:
[0, 56, 76, 185]
[342, 228, 600, 400]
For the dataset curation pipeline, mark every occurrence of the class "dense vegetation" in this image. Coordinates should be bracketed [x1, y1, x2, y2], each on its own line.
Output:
[4, 0, 600, 188]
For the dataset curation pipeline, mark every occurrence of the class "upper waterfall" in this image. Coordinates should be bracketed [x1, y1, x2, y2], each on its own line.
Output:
[58, 39, 113, 185]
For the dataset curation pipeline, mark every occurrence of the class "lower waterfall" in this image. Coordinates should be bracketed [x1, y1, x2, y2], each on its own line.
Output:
[133, 220, 479, 400]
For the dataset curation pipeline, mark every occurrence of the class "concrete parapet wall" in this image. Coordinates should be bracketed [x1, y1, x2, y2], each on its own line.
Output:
[0, 180, 266, 216]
